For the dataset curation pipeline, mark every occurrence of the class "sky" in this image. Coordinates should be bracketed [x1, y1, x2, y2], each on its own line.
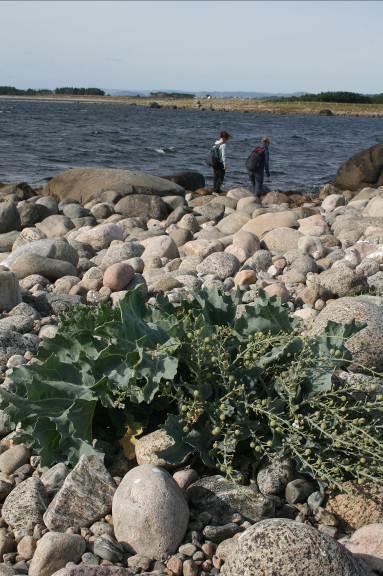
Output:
[1, 0, 382, 94]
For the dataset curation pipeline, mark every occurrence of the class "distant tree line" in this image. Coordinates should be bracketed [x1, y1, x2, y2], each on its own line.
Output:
[0, 86, 105, 96]
[150, 91, 195, 99]
[280, 91, 383, 104]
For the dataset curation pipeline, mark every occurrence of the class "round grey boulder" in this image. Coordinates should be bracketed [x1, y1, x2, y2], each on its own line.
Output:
[197, 252, 240, 280]
[311, 295, 383, 371]
[221, 518, 367, 576]
[112, 464, 189, 559]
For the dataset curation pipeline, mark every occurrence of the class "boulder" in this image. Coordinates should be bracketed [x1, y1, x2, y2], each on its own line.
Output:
[141, 235, 179, 260]
[311, 296, 383, 371]
[217, 213, 250, 235]
[0, 270, 21, 312]
[326, 482, 383, 531]
[112, 465, 189, 559]
[115, 195, 168, 220]
[43, 456, 116, 531]
[135, 429, 183, 469]
[5, 238, 78, 268]
[43, 168, 184, 204]
[10, 253, 78, 281]
[335, 144, 383, 191]
[363, 195, 383, 218]
[75, 224, 124, 251]
[18, 202, 49, 228]
[298, 214, 329, 236]
[160, 170, 205, 191]
[36, 215, 74, 238]
[52, 568, 135, 576]
[29, 532, 86, 576]
[314, 263, 367, 298]
[262, 227, 302, 253]
[187, 475, 274, 525]
[221, 518, 366, 576]
[0, 202, 21, 233]
[242, 211, 298, 237]
[0, 231, 19, 252]
[197, 252, 240, 280]
[103, 262, 135, 292]
[340, 523, 383, 573]
[180, 239, 224, 258]
[2, 477, 48, 534]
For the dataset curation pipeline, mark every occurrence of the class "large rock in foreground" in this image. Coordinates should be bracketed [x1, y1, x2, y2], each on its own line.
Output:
[112, 464, 189, 559]
[43, 455, 116, 531]
[42, 168, 185, 204]
[311, 296, 383, 371]
[335, 144, 383, 191]
[221, 518, 367, 576]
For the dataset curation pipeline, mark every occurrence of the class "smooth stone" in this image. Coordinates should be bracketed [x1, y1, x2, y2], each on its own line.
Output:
[29, 532, 86, 576]
[112, 464, 189, 560]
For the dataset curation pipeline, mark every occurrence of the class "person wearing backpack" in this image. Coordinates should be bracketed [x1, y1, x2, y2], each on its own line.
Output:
[208, 130, 231, 193]
[246, 137, 271, 197]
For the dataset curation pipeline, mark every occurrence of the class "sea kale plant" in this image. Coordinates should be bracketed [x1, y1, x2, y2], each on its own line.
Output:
[1, 287, 383, 489]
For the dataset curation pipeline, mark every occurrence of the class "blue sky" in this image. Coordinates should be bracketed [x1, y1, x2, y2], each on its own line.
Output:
[1, 1, 382, 93]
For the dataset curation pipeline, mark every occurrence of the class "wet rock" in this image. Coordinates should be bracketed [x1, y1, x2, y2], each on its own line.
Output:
[44, 455, 116, 531]
[113, 464, 189, 559]
[29, 532, 86, 576]
[221, 518, 367, 576]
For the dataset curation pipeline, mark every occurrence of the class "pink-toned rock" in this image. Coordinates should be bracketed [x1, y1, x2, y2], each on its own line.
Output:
[173, 469, 199, 490]
[234, 270, 257, 286]
[181, 239, 224, 258]
[273, 258, 287, 273]
[262, 227, 302, 253]
[103, 262, 134, 292]
[242, 211, 298, 237]
[142, 235, 179, 260]
[262, 191, 289, 205]
[264, 282, 290, 303]
[167, 555, 183, 576]
[298, 214, 329, 236]
[76, 224, 123, 250]
[340, 523, 383, 573]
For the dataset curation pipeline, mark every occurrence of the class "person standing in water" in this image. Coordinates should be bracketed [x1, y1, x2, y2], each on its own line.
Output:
[208, 130, 231, 193]
[246, 137, 271, 197]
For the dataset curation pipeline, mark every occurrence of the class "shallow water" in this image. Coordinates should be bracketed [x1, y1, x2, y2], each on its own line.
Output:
[0, 99, 382, 192]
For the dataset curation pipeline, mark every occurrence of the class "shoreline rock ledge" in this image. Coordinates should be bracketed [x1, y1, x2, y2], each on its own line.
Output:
[42, 167, 186, 204]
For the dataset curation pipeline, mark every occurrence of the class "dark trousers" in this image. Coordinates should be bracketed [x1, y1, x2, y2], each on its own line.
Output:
[213, 164, 225, 193]
[248, 169, 264, 197]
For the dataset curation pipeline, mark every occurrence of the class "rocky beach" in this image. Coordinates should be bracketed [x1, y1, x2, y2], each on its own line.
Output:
[0, 142, 382, 575]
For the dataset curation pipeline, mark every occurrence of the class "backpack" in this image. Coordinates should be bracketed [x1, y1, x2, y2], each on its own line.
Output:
[246, 146, 265, 171]
[207, 144, 222, 167]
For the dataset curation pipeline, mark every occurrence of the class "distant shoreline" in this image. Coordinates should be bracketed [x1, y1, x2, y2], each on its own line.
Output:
[1, 94, 383, 117]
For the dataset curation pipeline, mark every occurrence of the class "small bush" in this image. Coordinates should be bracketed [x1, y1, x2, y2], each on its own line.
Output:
[1, 288, 383, 489]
